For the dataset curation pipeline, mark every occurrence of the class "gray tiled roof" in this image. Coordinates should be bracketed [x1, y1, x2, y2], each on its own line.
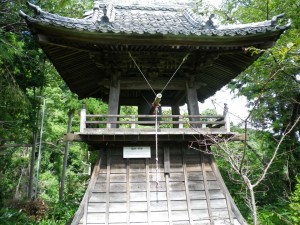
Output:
[19, 2, 290, 103]
[20, 2, 290, 37]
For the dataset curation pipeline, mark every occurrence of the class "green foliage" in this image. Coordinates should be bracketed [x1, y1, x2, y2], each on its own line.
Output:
[216, 157, 251, 217]
[201, 108, 218, 116]
[205, 1, 300, 223]
[43, 201, 78, 224]
[0, 1, 97, 223]
[258, 203, 292, 225]
[213, 125, 296, 223]
[0, 207, 31, 225]
[39, 0, 93, 18]
[289, 177, 300, 223]
[224, 1, 300, 191]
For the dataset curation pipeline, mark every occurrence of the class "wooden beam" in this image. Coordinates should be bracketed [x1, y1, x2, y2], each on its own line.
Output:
[105, 149, 111, 224]
[210, 154, 247, 225]
[146, 158, 151, 224]
[165, 173, 173, 224]
[165, 169, 173, 224]
[38, 35, 250, 59]
[164, 145, 170, 174]
[71, 152, 102, 225]
[182, 148, 193, 224]
[99, 78, 206, 90]
[200, 153, 214, 224]
[34, 24, 281, 49]
[126, 159, 130, 224]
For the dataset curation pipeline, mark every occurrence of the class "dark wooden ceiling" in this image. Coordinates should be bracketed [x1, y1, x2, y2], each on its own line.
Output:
[38, 34, 264, 106]
[21, 3, 289, 106]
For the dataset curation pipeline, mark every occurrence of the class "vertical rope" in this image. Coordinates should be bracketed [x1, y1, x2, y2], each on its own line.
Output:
[155, 107, 159, 186]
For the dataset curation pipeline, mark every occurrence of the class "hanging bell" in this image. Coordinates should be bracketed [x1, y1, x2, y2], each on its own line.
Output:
[149, 93, 162, 115]
[138, 93, 162, 125]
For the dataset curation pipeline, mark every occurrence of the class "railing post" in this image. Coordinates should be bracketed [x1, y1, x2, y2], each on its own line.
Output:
[107, 119, 111, 128]
[80, 103, 86, 133]
[223, 103, 230, 132]
[131, 115, 136, 128]
[179, 115, 183, 128]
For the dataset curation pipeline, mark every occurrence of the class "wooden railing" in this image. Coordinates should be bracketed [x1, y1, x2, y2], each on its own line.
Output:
[80, 104, 230, 133]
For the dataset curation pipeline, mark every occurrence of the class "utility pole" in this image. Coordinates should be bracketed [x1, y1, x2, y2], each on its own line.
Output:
[267, 0, 269, 20]
[34, 97, 46, 199]
[59, 109, 74, 201]
[28, 96, 41, 199]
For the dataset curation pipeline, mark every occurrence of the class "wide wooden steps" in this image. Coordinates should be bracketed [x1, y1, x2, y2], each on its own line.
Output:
[71, 145, 246, 225]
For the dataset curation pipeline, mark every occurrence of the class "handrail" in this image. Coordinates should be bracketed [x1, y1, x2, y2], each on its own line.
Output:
[86, 114, 224, 119]
[86, 120, 226, 125]
[80, 113, 228, 130]
[79, 103, 230, 131]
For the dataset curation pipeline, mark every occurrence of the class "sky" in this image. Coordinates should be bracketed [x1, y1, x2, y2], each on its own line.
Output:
[198, 88, 249, 125]
[178, 87, 249, 125]
[200, 0, 249, 124]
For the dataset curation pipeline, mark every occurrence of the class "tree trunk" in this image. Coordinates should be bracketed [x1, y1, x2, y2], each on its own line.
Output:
[243, 175, 258, 225]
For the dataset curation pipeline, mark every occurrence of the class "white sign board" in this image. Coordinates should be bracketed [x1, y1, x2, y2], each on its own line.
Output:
[123, 146, 151, 158]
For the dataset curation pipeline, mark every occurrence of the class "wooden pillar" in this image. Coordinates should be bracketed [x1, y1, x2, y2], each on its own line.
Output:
[172, 105, 180, 128]
[108, 76, 120, 128]
[186, 80, 200, 115]
[186, 78, 200, 128]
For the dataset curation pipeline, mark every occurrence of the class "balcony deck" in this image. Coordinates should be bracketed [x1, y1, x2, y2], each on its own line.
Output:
[65, 113, 244, 145]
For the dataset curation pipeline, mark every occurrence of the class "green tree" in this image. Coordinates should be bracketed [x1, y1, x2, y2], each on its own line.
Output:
[189, 0, 300, 224]
[0, 1, 101, 224]
[289, 177, 300, 224]
[213, 0, 300, 224]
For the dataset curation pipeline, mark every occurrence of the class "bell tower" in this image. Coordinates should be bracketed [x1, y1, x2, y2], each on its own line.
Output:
[20, 0, 289, 224]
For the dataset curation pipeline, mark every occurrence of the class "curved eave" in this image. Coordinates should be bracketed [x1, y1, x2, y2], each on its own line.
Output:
[20, 13, 289, 48]
[19, 10, 290, 104]
[21, 22, 284, 51]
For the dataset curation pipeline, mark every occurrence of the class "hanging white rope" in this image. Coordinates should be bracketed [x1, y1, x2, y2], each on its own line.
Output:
[128, 52, 190, 187]
[128, 52, 190, 96]
[155, 104, 159, 186]
[160, 53, 190, 94]
[128, 52, 157, 96]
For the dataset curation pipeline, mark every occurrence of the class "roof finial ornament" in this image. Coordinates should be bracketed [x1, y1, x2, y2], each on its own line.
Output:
[26, 2, 42, 15]
[271, 13, 285, 26]
[101, 5, 109, 23]
[205, 14, 215, 29]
